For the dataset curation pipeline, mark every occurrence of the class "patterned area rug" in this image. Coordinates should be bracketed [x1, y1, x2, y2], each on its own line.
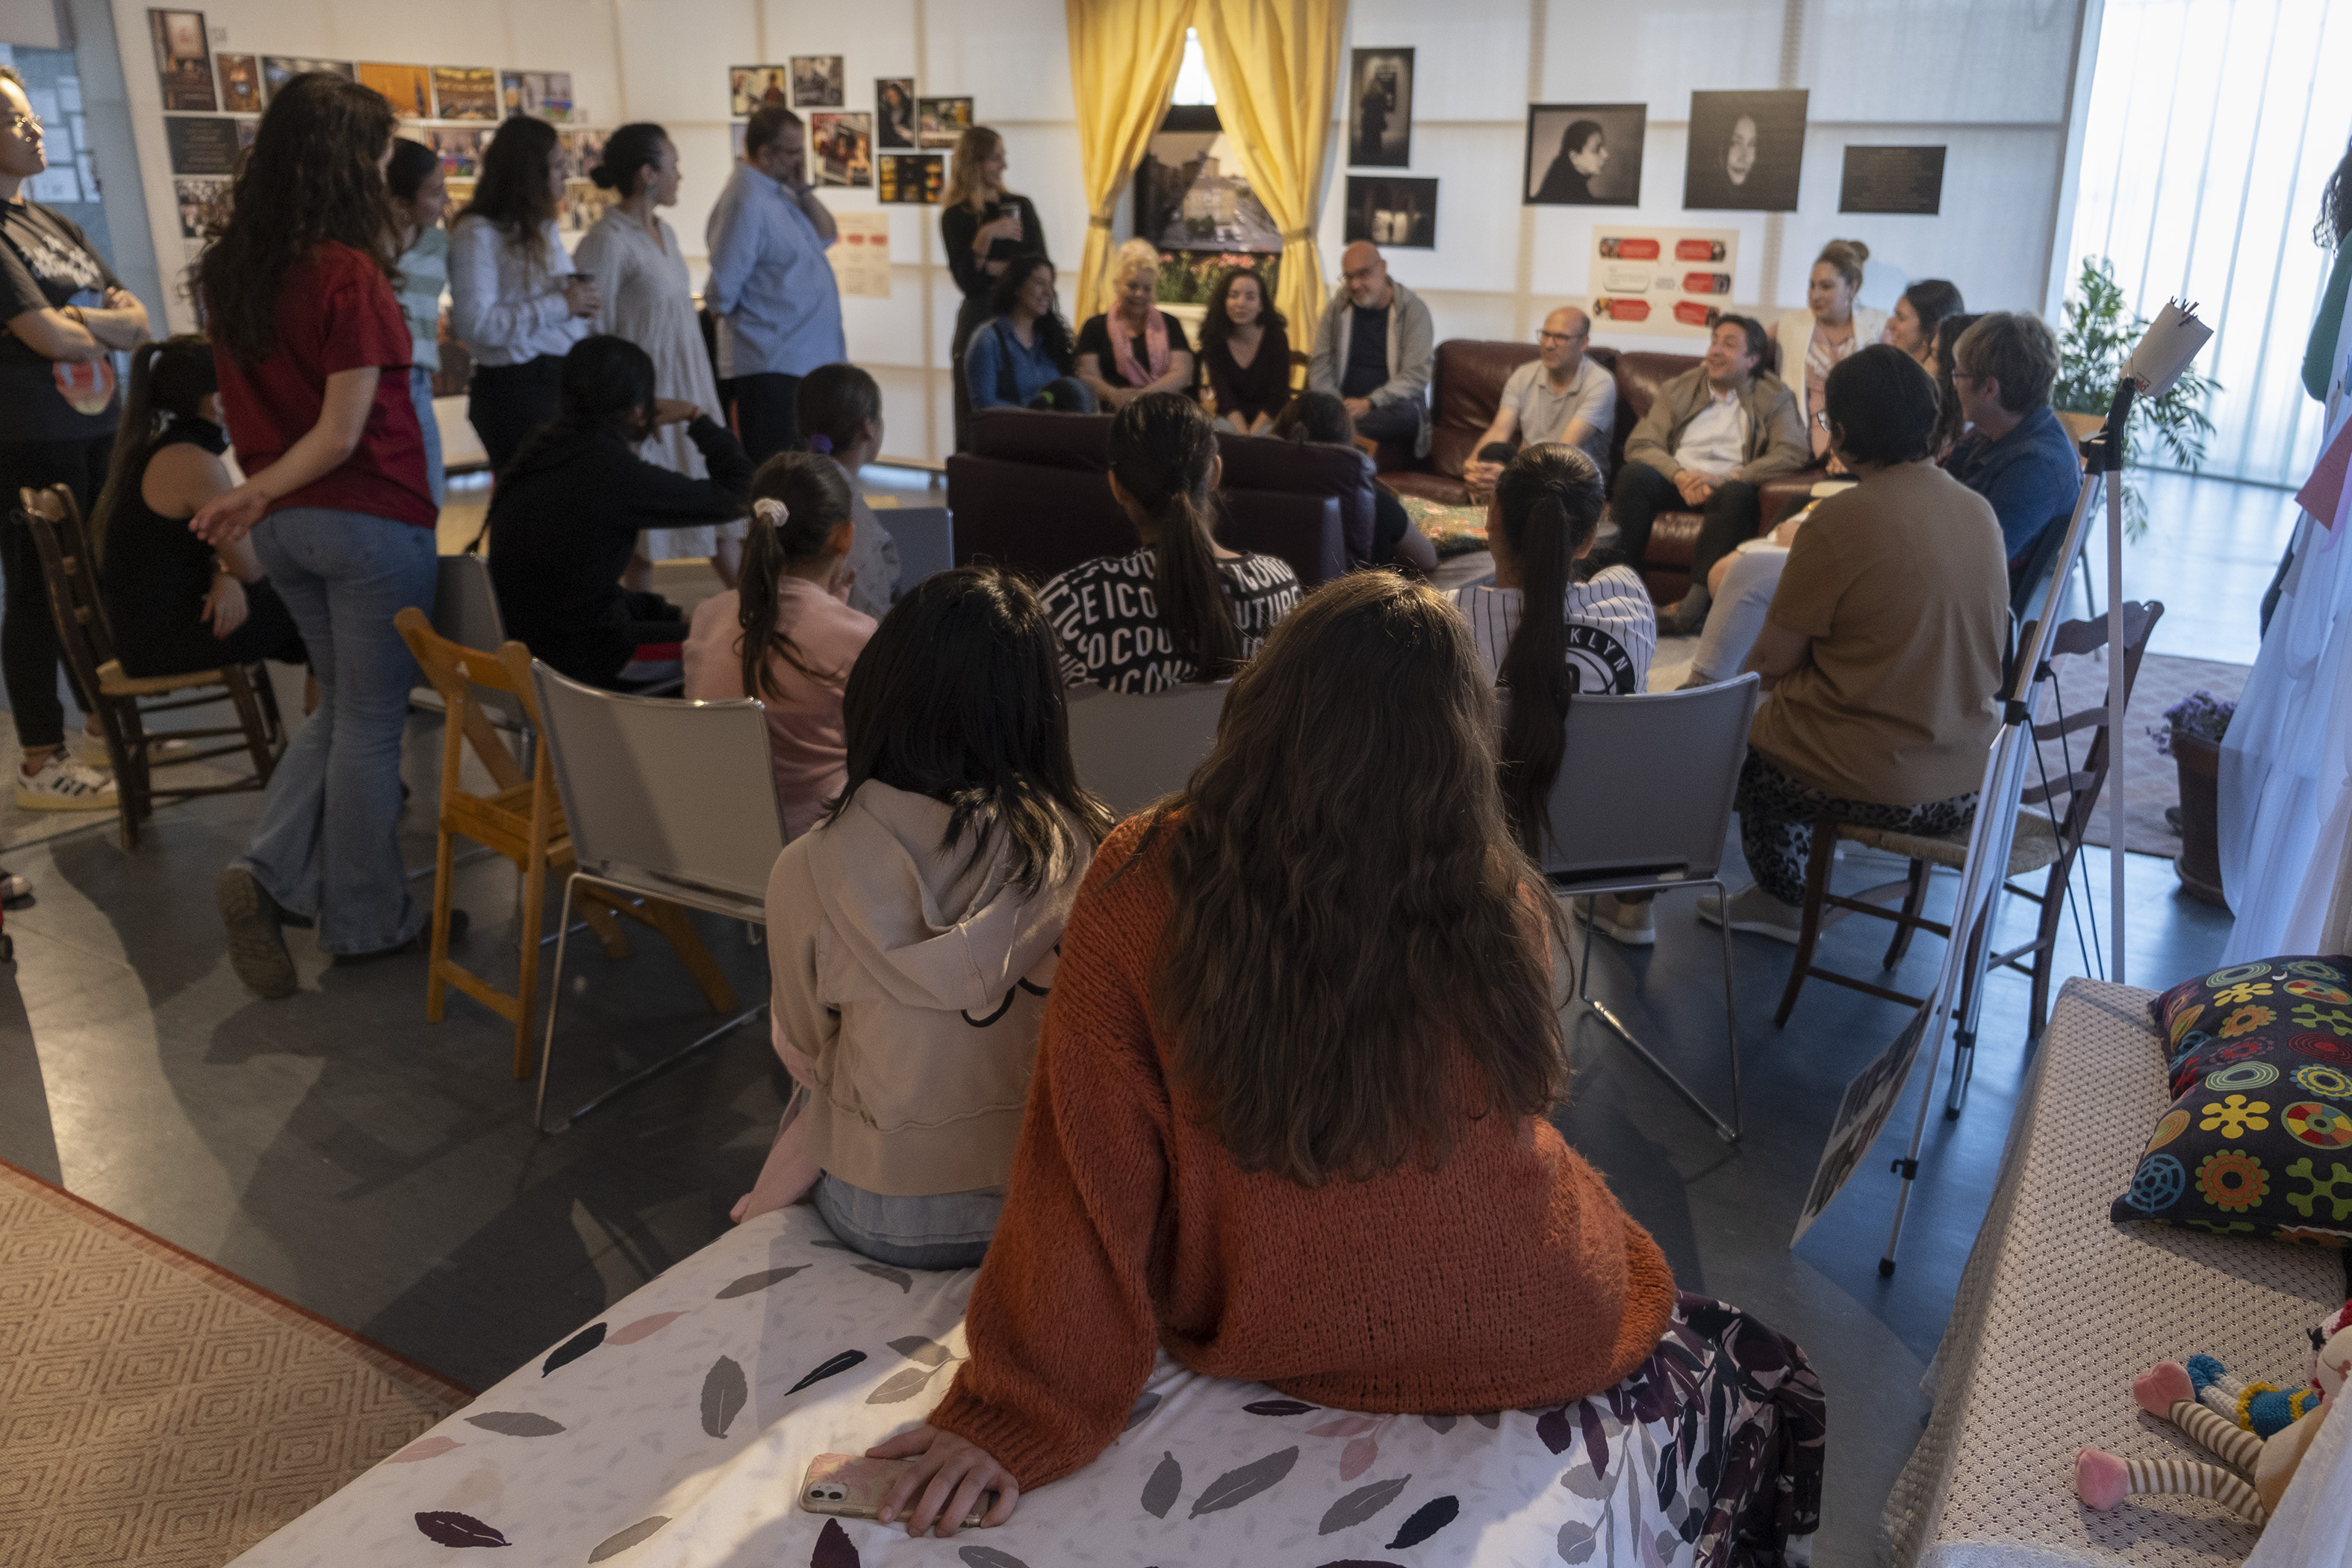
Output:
[0, 1159, 472, 1567]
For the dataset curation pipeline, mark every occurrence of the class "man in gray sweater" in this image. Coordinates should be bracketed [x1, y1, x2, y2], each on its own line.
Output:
[1608, 314, 1808, 632]
[1307, 242, 1435, 458]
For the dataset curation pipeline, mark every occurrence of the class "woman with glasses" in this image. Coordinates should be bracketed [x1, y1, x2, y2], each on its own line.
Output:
[1460, 305, 1614, 500]
[0, 66, 151, 819]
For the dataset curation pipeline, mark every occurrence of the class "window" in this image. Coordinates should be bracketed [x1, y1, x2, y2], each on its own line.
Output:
[1171, 28, 1216, 107]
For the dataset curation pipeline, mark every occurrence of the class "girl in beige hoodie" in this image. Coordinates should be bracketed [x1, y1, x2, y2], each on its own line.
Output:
[732, 566, 1114, 1268]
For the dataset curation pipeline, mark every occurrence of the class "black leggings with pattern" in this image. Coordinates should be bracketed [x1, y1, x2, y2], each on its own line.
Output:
[1736, 747, 1976, 905]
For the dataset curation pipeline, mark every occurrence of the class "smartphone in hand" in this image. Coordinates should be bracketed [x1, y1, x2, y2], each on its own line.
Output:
[800, 1453, 991, 1527]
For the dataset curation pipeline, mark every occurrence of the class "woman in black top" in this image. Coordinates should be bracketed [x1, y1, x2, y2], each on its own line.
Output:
[487, 335, 753, 688]
[91, 337, 305, 678]
[0, 63, 151, 811]
[1196, 267, 1290, 434]
[941, 125, 1046, 449]
[1075, 239, 1195, 410]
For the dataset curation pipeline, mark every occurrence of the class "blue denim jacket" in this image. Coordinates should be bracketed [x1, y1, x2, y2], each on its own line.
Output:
[1947, 404, 2083, 563]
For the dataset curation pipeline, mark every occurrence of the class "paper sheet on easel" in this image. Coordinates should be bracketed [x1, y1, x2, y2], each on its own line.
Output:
[2297, 416, 2352, 531]
[2124, 302, 2212, 399]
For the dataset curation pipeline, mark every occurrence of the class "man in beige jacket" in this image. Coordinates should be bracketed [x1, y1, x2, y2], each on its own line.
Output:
[1608, 314, 1808, 633]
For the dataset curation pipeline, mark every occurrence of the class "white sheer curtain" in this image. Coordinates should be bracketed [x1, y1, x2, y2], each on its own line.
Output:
[2064, 0, 2352, 487]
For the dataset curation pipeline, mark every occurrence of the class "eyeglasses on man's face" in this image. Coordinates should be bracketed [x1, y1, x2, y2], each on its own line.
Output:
[1537, 329, 1588, 346]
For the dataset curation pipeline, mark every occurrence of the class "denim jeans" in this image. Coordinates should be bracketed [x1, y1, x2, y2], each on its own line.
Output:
[409, 367, 447, 507]
[812, 1172, 1004, 1271]
[236, 508, 438, 954]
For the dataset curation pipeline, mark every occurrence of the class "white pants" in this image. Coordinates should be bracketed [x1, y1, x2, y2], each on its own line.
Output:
[1687, 543, 1789, 687]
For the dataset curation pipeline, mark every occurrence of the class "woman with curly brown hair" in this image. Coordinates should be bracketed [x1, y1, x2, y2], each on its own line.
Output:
[864, 570, 1675, 1535]
[191, 71, 446, 998]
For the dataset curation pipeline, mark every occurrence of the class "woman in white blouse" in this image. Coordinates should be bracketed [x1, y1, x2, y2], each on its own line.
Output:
[449, 116, 598, 473]
[573, 122, 744, 588]
[1770, 239, 1887, 471]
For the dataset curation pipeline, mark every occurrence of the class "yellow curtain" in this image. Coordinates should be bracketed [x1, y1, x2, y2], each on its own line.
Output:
[1193, 0, 1348, 370]
[1065, 0, 1200, 323]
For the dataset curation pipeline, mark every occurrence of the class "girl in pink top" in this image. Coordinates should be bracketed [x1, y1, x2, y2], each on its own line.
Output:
[683, 452, 876, 838]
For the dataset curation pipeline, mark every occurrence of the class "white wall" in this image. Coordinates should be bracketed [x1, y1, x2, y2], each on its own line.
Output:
[104, 0, 2087, 462]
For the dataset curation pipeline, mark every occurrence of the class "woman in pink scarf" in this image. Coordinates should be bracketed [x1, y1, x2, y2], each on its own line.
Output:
[1074, 239, 1195, 409]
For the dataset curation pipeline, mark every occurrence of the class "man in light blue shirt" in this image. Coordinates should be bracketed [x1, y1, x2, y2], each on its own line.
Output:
[704, 105, 845, 461]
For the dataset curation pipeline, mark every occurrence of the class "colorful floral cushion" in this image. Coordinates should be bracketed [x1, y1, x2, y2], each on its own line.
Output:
[2116, 956, 2352, 1245]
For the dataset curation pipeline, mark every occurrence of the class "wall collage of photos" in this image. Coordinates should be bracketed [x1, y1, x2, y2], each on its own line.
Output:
[145, 6, 603, 258]
[724, 58, 970, 206]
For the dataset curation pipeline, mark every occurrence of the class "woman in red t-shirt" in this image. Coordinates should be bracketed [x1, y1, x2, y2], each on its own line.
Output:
[190, 72, 447, 998]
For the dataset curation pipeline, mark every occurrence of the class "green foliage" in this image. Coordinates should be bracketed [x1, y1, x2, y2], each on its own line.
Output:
[2054, 257, 2221, 535]
[1154, 250, 1280, 308]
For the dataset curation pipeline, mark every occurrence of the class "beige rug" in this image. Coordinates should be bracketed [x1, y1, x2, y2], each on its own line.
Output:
[2037, 650, 2250, 858]
[0, 1159, 472, 1567]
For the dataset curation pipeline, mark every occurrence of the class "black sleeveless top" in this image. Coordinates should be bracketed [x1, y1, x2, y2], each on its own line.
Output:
[97, 417, 228, 641]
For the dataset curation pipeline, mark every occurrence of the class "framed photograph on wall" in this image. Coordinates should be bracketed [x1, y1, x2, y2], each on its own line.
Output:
[357, 63, 435, 122]
[1524, 105, 1644, 206]
[1840, 145, 1946, 214]
[916, 96, 971, 149]
[877, 152, 944, 205]
[173, 174, 228, 238]
[429, 67, 499, 122]
[215, 53, 260, 113]
[791, 56, 844, 109]
[810, 112, 873, 189]
[1682, 89, 1807, 212]
[730, 66, 790, 118]
[502, 72, 574, 123]
[876, 78, 916, 149]
[260, 57, 354, 102]
[558, 128, 608, 182]
[1345, 49, 1411, 167]
[1344, 175, 1437, 249]
[146, 10, 217, 113]
[426, 127, 488, 178]
[164, 114, 239, 175]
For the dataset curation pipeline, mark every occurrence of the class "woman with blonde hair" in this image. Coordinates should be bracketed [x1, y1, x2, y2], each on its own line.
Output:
[942, 125, 1048, 448]
[1771, 238, 1887, 467]
[1074, 239, 1194, 409]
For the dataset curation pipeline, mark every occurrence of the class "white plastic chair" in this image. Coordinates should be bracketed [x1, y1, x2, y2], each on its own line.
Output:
[1525, 673, 1761, 1142]
[1064, 682, 1229, 818]
[529, 661, 788, 1132]
[885, 505, 953, 587]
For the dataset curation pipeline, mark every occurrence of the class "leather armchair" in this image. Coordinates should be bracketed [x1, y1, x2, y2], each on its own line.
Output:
[945, 408, 1363, 589]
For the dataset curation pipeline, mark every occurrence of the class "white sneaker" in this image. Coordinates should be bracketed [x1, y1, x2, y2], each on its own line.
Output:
[1696, 884, 1807, 944]
[16, 753, 119, 812]
[0, 867, 27, 902]
[1571, 892, 1657, 945]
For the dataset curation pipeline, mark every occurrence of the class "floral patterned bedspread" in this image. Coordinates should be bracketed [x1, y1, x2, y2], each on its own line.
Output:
[1397, 494, 1492, 559]
[230, 1206, 1821, 1568]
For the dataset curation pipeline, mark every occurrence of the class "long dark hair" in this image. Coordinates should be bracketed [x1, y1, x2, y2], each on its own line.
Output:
[795, 363, 882, 458]
[385, 137, 438, 202]
[827, 566, 1113, 891]
[196, 72, 396, 363]
[505, 335, 656, 474]
[1492, 444, 1606, 855]
[1931, 311, 1982, 458]
[1151, 570, 1568, 1185]
[590, 122, 667, 196]
[1271, 391, 1353, 445]
[987, 254, 1073, 370]
[1107, 392, 1241, 682]
[1199, 267, 1284, 348]
[459, 116, 559, 255]
[738, 452, 856, 700]
[90, 335, 217, 563]
[1900, 279, 1965, 349]
[2321, 134, 2352, 249]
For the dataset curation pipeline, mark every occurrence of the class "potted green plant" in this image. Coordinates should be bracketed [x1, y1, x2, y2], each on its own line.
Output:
[2154, 690, 2234, 909]
[2053, 257, 2221, 536]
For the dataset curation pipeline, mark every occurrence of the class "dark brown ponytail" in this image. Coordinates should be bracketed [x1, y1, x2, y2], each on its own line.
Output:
[1107, 391, 1242, 682]
[1493, 444, 1605, 854]
[90, 335, 217, 566]
[738, 452, 856, 700]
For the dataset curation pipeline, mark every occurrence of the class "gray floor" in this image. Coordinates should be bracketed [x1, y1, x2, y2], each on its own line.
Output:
[0, 469, 2296, 1566]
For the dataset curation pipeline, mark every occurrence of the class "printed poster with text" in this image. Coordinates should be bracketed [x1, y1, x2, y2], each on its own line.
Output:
[827, 211, 892, 299]
[1587, 227, 1741, 337]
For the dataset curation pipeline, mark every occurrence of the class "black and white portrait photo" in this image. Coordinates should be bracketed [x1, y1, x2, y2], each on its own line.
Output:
[876, 78, 916, 149]
[790, 55, 844, 110]
[1347, 49, 1413, 168]
[1682, 90, 1808, 211]
[1524, 105, 1646, 206]
[1344, 175, 1437, 249]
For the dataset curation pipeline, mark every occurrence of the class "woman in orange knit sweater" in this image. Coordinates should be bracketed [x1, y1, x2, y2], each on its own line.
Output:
[872, 570, 1677, 1536]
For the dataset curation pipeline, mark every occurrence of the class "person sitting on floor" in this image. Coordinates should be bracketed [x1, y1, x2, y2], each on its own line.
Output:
[1073, 240, 1194, 411]
[1305, 240, 1436, 458]
[92, 335, 307, 679]
[1942, 311, 2083, 583]
[682, 452, 874, 841]
[1452, 444, 1656, 942]
[1269, 391, 1436, 573]
[963, 254, 1095, 418]
[1460, 305, 1617, 495]
[729, 565, 1114, 1269]
[1702, 344, 2007, 942]
[1039, 393, 1300, 693]
[796, 362, 902, 620]
[860, 570, 1676, 1535]
[1606, 315, 1807, 635]
[487, 334, 752, 689]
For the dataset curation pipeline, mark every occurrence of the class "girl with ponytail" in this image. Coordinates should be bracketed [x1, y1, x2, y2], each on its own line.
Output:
[794, 363, 901, 619]
[92, 335, 306, 678]
[1449, 443, 1655, 933]
[682, 450, 876, 839]
[1038, 391, 1300, 693]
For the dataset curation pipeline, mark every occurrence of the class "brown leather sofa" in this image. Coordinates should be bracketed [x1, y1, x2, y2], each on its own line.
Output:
[945, 407, 1374, 588]
[1377, 340, 1825, 605]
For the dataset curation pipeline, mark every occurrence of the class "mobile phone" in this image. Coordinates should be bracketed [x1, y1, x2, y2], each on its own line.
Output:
[800, 1453, 992, 1526]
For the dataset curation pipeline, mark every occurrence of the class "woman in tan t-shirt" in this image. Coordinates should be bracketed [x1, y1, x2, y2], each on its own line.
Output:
[1699, 344, 2009, 940]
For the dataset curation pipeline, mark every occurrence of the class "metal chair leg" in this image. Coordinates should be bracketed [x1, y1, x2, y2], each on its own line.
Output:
[1570, 883, 1741, 1142]
[532, 874, 582, 1133]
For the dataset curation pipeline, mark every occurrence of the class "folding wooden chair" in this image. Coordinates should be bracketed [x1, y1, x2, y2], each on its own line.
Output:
[16, 484, 282, 850]
[392, 608, 738, 1080]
